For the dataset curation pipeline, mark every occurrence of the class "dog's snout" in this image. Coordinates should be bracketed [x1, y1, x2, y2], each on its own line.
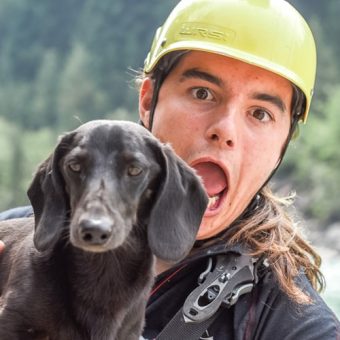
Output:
[79, 218, 113, 245]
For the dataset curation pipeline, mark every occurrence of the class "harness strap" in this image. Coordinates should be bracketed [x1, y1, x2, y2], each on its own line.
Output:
[155, 307, 221, 340]
[156, 253, 259, 340]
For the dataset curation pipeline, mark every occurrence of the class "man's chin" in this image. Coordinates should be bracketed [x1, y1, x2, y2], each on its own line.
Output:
[196, 219, 222, 240]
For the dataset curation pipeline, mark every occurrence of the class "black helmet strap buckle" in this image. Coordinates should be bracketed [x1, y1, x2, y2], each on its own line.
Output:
[145, 51, 188, 130]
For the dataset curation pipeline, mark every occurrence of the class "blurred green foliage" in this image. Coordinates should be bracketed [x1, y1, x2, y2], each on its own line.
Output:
[0, 0, 339, 228]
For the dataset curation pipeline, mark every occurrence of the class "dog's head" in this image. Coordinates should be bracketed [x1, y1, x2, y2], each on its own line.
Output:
[28, 120, 208, 262]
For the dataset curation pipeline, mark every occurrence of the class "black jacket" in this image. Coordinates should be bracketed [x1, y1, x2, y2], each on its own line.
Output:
[143, 243, 340, 339]
[1, 207, 339, 339]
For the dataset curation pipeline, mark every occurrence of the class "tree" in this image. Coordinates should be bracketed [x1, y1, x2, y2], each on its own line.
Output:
[57, 43, 109, 130]
[31, 50, 61, 128]
[280, 85, 340, 223]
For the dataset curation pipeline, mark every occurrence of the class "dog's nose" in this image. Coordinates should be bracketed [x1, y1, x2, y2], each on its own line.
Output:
[79, 218, 113, 245]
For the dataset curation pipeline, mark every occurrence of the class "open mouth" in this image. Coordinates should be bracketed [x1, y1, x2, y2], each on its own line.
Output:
[207, 190, 226, 210]
[191, 161, 228, 212]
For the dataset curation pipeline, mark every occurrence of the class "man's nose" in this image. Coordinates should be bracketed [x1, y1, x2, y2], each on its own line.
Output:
[205, 109, 239, 148]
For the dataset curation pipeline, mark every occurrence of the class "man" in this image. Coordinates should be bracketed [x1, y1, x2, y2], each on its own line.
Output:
[137, 0, 340, 338]
[1, 0, 340, 338]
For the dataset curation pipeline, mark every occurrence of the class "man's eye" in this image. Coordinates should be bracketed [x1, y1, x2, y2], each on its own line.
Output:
[192, 87, 213, 101]
[252, 108, 273, 122]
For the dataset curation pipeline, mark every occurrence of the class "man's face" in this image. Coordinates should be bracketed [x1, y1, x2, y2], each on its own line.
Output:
[139, 51, 292, 239]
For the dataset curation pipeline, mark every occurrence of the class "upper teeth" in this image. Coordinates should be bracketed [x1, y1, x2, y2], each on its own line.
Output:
[208, 195, 219, 208]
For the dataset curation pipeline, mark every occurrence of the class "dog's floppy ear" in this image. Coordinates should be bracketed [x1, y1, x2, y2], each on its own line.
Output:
[27, 132, 76, 252]
[148, 143, 208, 262]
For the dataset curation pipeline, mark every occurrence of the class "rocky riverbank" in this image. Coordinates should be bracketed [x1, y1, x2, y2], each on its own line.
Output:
[308, 221, 340, 318]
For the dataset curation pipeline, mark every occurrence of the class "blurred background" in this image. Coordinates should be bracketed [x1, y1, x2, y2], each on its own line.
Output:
[0, 0, 339, 317]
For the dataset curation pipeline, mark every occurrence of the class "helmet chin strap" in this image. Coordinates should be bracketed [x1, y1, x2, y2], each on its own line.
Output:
[137, 74, 162, 130]
[243, 84, 305, 217]
[147, 74, 164, 130]
[140, 51, 188, 130]
[258, 113, 300, 191]
[256, 83, 305, 194]
[138, 77, 161, 130]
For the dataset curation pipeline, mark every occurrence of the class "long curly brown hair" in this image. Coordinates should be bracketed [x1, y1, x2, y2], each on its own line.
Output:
[225, 186, 324, 304]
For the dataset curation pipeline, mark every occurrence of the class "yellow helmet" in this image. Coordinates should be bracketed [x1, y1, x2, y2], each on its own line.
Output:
[144, 0, 316, 122]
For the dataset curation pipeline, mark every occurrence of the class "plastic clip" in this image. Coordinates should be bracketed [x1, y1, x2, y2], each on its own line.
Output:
[182, 254, 256, 323]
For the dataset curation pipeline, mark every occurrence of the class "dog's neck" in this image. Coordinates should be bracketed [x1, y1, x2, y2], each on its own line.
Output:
[57, 240, 155, 336]
[66, 242, 154, 295]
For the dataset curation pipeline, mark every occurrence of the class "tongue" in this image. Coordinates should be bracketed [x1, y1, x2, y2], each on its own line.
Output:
[192, 162, 227, 197]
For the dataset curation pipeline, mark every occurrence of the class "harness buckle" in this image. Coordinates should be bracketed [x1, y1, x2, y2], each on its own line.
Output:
[182, 253, 257, 323]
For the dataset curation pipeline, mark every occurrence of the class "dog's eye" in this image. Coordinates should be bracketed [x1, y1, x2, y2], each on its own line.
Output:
[127, 166, 143, 176]
[68, 162, 81, 173]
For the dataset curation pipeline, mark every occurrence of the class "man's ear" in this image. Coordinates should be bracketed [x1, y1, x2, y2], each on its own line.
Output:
[139, 77, 154, 129]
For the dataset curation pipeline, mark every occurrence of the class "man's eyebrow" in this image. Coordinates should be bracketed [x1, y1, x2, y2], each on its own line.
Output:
[180, 70, 287, 112]
[180, 68, 223, 87]
[252, 92, 287, 112]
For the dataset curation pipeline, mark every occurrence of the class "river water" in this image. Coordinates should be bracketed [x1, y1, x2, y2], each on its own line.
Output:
[319, 247, 340, 318]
